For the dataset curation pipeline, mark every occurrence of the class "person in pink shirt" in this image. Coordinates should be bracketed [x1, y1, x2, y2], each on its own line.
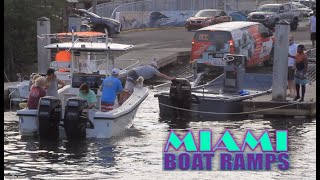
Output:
[27, 76, 46, 109]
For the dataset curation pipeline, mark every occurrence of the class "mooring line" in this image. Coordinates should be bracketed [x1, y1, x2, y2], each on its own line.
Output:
[158, 101, 307, 115]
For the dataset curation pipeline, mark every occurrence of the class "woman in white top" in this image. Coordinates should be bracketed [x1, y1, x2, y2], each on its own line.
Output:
[287, 35, 298, 98]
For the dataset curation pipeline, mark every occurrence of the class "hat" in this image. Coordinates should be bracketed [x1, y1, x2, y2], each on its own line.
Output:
[150, 61, 158, 69]
[297, 44, 305, 50]
[112, 68, 120, 75]
[46, 68, 55, 75]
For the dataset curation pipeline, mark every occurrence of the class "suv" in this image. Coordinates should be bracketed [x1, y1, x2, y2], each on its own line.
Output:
[247, 4, 300, 30]
[73, 9, 121, 35]
[185, 9, 231, 31]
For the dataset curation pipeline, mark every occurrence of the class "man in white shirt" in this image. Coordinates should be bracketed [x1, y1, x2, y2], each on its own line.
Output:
[309, 11, 316, 48]
[287, 35, 298, 98]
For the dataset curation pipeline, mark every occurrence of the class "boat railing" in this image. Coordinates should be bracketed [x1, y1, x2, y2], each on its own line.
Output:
[37, 32, 110, 43]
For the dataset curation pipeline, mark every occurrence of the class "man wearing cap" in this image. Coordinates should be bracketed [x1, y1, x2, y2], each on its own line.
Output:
[124, 60, 176, 94]
[100, 68, 123, 111]
[45, 68, 66, 97]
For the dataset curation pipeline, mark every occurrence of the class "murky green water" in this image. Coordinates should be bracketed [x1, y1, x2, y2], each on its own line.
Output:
[4, 90, 316, 179]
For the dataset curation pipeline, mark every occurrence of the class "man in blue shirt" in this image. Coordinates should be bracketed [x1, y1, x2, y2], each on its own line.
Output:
[100, 68, 123, 112]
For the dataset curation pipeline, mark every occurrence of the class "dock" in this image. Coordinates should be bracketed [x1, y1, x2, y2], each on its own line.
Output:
[243, 81, 316, 119]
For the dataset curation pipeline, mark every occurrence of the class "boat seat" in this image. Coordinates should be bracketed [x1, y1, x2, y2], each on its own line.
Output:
[8, 87, 29, 111]
[62, 92, 102, 110]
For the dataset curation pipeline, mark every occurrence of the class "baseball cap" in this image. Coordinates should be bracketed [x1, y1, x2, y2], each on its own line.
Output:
[46, 68, 55, 75]
[150, 61, 158, 69]
[297, 44, 305, 50]
[112, 68, 120, 75]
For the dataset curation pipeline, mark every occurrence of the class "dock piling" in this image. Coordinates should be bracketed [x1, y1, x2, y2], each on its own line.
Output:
[272, 20, 290, 102]
[37, 17, 51, 74]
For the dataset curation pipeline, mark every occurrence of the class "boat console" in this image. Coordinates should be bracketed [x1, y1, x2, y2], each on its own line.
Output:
[222, 54, 246, 93]
[71, 73, 106, 94]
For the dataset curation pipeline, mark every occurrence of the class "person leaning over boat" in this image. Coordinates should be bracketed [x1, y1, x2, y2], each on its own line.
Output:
[124, 60, 176, 93]
[77, 83, 97, 109]
[27, 76, 46, 109]
[120, 60, 176, 104]
[289, 45, 308, 102]
[45, 68, 65, 97]
[100, 68, 123, 112]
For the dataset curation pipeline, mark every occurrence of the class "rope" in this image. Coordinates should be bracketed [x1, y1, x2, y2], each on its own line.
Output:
[158, 101, 304, 115]
[4, 69, 11, 82]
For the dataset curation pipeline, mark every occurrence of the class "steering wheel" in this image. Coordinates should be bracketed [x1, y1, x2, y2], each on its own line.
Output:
[222, 56, 234, 62]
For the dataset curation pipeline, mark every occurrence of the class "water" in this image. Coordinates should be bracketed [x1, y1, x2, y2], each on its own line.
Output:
[4, 90, 316, 180]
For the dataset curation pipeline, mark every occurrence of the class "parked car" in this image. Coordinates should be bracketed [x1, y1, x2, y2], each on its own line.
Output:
[247, 3, 300, 30]
[228, 11, 248, 21]
[289, 2, 312, 17]
[293, 0, 316, 9]
[308, 10, 314, 16]
[185, 9, 231, 31]
[73, 9, 121, 35]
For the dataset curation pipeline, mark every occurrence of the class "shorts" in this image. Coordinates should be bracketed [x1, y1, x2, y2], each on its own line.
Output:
[311, 32, 316, 41]
[100, 101, 114, 112]
[124, 70, 139, 93]
[287, 66, 295, 80]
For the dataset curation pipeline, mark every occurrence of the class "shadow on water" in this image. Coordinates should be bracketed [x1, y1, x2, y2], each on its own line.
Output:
[158, 111, 250, 129]
[159, 116, 191, 129]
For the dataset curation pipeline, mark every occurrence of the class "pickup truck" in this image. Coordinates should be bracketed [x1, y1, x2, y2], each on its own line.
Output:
[247, 3, 300, 30]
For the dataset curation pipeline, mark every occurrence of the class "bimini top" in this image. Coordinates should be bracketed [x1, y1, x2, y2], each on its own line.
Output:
[198, 21, 261, 32]
[44, 42, 134, 51]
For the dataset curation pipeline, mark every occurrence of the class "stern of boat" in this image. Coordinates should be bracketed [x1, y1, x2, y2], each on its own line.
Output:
[16, 109, 38, 136]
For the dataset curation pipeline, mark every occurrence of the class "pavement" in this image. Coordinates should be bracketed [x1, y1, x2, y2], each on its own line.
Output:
[243, 81, 316, 118]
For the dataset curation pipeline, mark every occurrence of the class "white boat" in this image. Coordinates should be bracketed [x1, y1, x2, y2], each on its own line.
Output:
[16, 31, 149, 139]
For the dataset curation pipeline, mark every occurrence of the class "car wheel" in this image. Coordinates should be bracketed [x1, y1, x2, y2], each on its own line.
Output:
[290, 19, 298, 31]
[271, 19, 279, 29]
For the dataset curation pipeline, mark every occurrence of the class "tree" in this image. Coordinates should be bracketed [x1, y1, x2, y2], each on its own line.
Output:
[4, 0, 66, 81]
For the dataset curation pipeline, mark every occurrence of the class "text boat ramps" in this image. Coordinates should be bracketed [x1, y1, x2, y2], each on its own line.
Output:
[155, 54, 273, 120]
[17, 31, 149, 139]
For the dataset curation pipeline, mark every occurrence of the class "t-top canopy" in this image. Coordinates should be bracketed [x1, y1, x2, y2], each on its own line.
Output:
[44, 42, 134, 51]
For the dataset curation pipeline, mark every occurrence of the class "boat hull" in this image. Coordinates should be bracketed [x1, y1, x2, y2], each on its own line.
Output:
[157, 93, 244, 121]
[16, 87, 148, 139]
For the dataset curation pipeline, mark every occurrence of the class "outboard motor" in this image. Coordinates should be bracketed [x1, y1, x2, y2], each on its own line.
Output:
[169, 78, 192, 114]
[37, 96, 62, 140]
[64, 97, 89, 140]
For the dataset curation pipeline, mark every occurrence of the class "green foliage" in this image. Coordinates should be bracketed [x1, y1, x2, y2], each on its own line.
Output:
[4, 0, 66, 81]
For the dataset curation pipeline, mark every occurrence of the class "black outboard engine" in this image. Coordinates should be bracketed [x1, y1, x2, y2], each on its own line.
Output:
[64, 97, 89, 140]
[37, 96, 62, 140]
[169, 78, 192, 117]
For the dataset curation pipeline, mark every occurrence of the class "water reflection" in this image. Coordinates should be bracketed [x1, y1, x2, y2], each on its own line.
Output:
[4, 95, 316, 179]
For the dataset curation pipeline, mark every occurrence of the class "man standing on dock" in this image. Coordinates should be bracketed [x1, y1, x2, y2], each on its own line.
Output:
[309, 10, 316, 48]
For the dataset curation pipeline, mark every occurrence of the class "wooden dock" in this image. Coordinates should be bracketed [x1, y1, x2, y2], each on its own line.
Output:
[243, 81, 316, 119]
